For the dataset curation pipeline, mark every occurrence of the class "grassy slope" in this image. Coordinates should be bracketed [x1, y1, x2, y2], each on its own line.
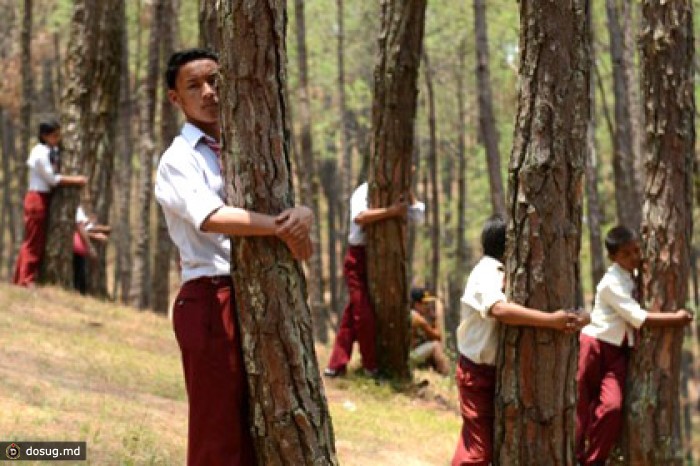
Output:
[0, 284, 460, 465]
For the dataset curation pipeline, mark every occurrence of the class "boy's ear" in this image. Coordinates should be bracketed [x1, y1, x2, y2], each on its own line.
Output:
[168, 89, 181, 108]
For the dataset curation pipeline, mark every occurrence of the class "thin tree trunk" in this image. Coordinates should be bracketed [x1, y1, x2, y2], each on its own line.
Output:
[131, 0, 163, 309]
[152, 0, 178, 315]
[624, 2, 694, 464]
[15, 0, 32, 275]
[293, 0, 327, 343]
[422, 49, 439, 292]
[447, 37, 469, 353]
[1, 111, 17, 281]
[586, 15, 605, 295]
[367, 0, 427, 380]
[494, 1, 589, 464]
[473, 0, 506, 218]
[215, 1, 337, 463]
[336, 0, 352, 255]
[113, 7, 134, 304]
[320, 159, 339, 324]
[606, 0, 641, 230]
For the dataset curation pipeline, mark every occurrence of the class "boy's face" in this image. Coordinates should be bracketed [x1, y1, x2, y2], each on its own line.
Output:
[611, 240, 641, 273]
[44, 130, 61, 147]
[168, 58, 219, 130]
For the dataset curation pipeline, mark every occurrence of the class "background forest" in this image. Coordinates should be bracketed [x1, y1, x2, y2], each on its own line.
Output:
[1, 0, 700, 463]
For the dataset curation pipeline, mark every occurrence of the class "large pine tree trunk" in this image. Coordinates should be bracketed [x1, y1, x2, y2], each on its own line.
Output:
[131, 0, 164, 309]
[215, 1, 337, 464]
[152, 0, 179, 315]
[366, 0, 427, 380]
[43, 0, 112, 287]
[293, 0, 327, 343]
[494, 2, 589, 464]
[474, 0, 506, 218]
[623, 2, 694, 464]
[606, 0, 641, 230]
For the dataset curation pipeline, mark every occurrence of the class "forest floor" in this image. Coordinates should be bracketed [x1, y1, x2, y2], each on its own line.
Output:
[0, 284, 459, 465]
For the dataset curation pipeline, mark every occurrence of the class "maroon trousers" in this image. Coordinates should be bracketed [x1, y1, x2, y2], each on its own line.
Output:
[327, 245, 377, 372]
[452, 356, 496, 466]
[13, 191, 50, 287]
[173, 276, 256, 466]
[576, 333, 628, 465]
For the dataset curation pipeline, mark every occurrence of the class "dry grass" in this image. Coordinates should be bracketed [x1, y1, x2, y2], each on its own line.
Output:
[0, 283, 461, 465]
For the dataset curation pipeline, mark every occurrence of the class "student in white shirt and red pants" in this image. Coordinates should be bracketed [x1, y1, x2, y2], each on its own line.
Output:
[452, 215, 583, 466]
[576, 225, 692, 466]
[155, 48, 313, 466]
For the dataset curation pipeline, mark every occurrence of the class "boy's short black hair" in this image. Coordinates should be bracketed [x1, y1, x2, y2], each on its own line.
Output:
[604, 225, 637, 256]
[481, 215, 506, 260]
[165, 48, 219, 90]
[410, 287, 435, 305]
[38, 119, 60, 143]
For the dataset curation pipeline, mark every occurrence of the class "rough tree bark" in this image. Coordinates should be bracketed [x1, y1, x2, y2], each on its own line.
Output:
[623, 2, 694, 465]
[494, 1, 589, 464]
[474, 0, 506, 218]
[152, 0, 179, 315]
[215, 1, 337, 464]
[336, 0, 352, 274]
[43, 0, 118, 287]
[366, 0, 427, 380]
[293, 0, 327, 343]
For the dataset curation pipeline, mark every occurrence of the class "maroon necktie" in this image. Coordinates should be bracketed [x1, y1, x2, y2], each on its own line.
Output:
[202, 137, 223, 171]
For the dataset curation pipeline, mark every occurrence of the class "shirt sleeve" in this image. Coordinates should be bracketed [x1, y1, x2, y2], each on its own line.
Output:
[462, 273, 506, 320]
[349, 184, 368, 222]
[32, 147, 62, 187]
[599, 281, 648, 329]
[155, 155, 225, 230]
[407, 201, 425, 223]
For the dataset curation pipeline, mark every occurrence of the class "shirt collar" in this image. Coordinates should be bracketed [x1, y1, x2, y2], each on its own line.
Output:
[480, 255, 504, 272]
[181, 122, 207, 149]
[610, 262, 634, 284]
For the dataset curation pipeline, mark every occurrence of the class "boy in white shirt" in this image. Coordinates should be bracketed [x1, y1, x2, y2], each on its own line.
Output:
[576, 225, 692, 466]
[452, 215, 582, 466]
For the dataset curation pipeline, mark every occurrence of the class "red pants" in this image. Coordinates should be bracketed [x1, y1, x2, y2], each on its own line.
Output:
[327, 245, 377, 372]
[452, 356, 496, 466]
[576, 333, 628, 465]
[13, 191, 50, 286]
[173, 276, 256, 466]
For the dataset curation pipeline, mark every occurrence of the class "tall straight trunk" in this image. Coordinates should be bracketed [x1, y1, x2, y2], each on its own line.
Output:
[41, 60, 56, 114]
[336, 0, 352, 252]
[152, 0, 179, 315]
[215, 2, 337, 463]
[624, 2, 694, 464]
[131, 0, 164, 309]
[0, 109, 17, 279]
[606, 0, 641, 230]
[447, 37, 469, 352]
[623, 2, 645, 198]
[113, 10, 134, 304]
[43, 0, 110, 287]
[367, 0, 427, 380]
[15, 0, 32, 272]
[53, 33, 62, 105]
[586, 11, 605, 294]
[473, 0, 506, 218]
[494, 1, 589, 464]
[422, 49, 439, 292]
[293, 0, 326, 343]
[320, 159, 339, 322]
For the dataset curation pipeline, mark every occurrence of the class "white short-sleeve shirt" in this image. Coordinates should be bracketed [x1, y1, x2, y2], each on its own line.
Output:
[155, 122, 230, 283]
[346, 182, 426, 246]
[456, 256, 507, 365]
[581, 263, 648, 346]
[27, 143, 62, 192]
